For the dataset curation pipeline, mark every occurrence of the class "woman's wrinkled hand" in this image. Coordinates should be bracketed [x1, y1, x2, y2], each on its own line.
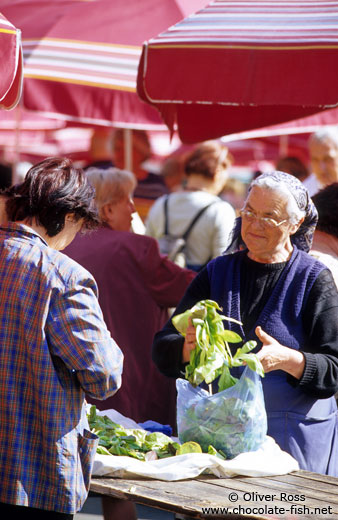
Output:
[255, 326, 305, 379]
[182, 318, 196, 363]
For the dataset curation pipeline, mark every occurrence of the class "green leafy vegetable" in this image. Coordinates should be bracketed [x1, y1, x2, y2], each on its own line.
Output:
[87, 405, 225, 460]
[175, 441, 202, 455]
[172, 299, 264, 391]
[88, 405, 179, 460]
[88, 405, 226, 460]
[177, 385, 266, 458]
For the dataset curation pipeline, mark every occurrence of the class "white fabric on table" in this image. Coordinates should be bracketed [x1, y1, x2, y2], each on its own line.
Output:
[92, 434, 299, 481]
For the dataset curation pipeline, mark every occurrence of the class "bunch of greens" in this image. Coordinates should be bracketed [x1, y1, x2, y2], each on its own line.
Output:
[88, 405, 179, 460]
[172, 299, 264, 391]
[173, 300, 267, 459]
[87, 405, 226, 460]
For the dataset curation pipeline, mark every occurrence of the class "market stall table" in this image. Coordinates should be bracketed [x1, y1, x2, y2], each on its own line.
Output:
[91, 470, 338, 519]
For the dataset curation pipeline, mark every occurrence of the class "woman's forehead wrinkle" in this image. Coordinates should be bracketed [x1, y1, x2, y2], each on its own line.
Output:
[247, 188, 287, 216]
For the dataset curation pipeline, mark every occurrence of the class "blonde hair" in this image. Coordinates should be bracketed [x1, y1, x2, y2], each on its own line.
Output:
[86, 167, 136, 219]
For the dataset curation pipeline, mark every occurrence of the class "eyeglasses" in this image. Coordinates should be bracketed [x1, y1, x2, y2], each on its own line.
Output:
[239, 209, 288, 228]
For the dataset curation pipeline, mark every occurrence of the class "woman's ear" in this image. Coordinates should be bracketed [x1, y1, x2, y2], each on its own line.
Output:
[65, 213, 76, 222]
[290, 216, 305, 235]
[101, 202, 115, 225]
[101, 203, 111, 219]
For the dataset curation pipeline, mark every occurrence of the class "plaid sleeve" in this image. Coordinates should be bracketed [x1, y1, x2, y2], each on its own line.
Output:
[46, 273, 123, 400]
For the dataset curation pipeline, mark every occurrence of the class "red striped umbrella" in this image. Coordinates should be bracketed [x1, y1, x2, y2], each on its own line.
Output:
[0, 12, 23, 110]
[0, 0, 206, 128]
[137, 0, 338, 142]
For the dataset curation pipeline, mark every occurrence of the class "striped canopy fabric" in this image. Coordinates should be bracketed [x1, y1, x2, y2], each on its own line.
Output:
[0, 0, 207, 128]
[0, 12, 23, 110]
[137, 0, 338, 142]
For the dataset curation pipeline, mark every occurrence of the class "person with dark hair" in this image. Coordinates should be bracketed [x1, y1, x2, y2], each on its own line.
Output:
[0, 162, 12, 190]
[152, 171, 338, 476]
[311, 182, 338, 286]
[276, 155, 309, 182]
[0, 157, 123, 519]
[145, 140, 236, 272]
[312, 182, 338, 240]
[5, 156, 99, 237]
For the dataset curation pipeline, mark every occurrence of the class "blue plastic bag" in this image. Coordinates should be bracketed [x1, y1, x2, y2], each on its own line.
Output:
[176, 366, 267, 459]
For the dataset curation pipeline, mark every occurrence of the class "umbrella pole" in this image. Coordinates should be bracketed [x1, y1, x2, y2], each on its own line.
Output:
[123, 128, 133, 172]
[12, 103, 22, 184]
[279, 134, 289, 158]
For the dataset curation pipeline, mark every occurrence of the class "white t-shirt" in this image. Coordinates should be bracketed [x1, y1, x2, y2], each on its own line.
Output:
[145, 191, 236, 267]
[303, 173, 322, 197]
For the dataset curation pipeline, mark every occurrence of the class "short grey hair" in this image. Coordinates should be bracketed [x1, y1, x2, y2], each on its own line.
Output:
[86, 167, 136, 219]
[309, 127, 338, 148]
[249, 175, 306, 224]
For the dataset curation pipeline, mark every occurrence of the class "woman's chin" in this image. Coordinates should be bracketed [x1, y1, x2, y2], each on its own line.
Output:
[244, 236, 267, 252]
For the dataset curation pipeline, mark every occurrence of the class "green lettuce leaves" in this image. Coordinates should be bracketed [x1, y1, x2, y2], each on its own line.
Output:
[172, 299, 264, 391]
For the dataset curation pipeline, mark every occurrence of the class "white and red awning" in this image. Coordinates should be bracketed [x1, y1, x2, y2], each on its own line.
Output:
[0, 12, 23, 110]
[0, 0, 207, 128]
[137, 0, 338, 142]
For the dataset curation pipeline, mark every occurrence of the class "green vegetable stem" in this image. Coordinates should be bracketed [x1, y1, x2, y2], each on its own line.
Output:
[172, 299, 264, 391]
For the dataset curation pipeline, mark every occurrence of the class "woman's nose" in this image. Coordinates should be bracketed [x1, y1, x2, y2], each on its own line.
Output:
[250, 216, 265, 229]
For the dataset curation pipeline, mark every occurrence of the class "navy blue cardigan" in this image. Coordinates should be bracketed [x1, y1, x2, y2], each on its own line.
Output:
[153, 248, 338, 398]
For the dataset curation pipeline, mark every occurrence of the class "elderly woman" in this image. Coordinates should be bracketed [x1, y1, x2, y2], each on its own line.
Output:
[64, 167, 195, 427]
[0, 157, 123, 519]
[152, 170, 338, 476]
[145, 140, 236, 271]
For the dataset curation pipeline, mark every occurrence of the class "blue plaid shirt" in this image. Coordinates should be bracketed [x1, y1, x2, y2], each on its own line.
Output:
[0, 223, 123, 513]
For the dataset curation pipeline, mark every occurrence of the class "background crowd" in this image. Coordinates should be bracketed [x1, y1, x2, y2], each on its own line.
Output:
[0, 124, 338, 519]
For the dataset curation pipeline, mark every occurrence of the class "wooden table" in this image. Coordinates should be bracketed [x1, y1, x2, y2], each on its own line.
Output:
[91, 470, 338, 519]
